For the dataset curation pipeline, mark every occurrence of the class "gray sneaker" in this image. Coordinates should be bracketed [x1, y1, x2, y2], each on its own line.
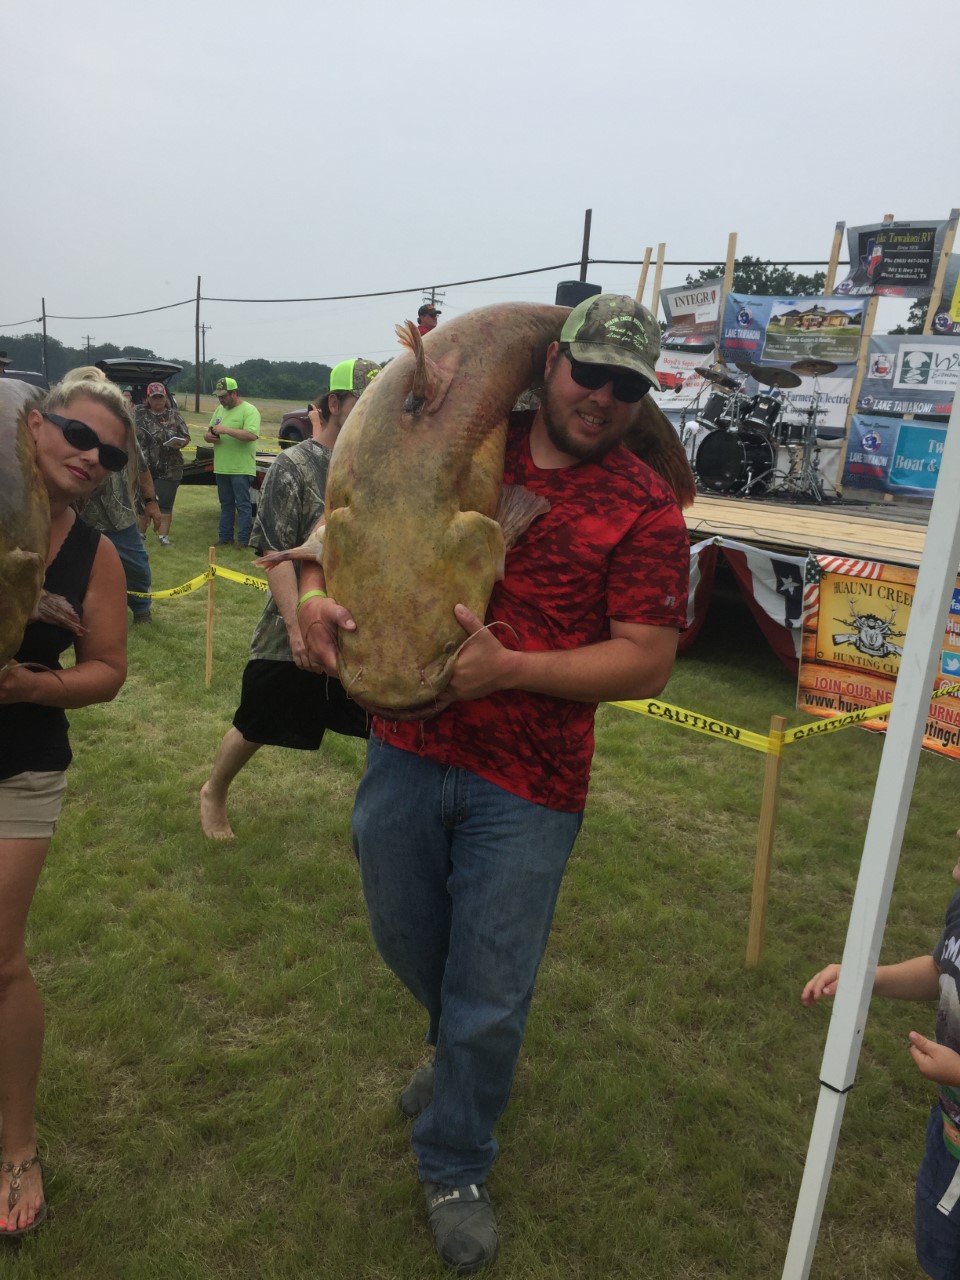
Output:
[398, 1062, 435, 1119]
[424, 1182, 499, 1274]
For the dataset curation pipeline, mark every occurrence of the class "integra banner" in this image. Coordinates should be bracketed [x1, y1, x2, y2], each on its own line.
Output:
[858, 335, 960, 416]
[797, 554, 960, 761]
[719, 293, 866, 366]
[660, 280, 722, 349]
[836, 219, 947, 298]
[841, 413, 946, 497]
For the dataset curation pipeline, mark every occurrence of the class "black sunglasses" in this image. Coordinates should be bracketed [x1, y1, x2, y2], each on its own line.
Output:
[42, 412, 128, 472]
[563, 350, 650, 403]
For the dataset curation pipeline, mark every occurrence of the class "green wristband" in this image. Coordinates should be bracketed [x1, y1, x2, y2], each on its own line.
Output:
[296, 589, 328, 614]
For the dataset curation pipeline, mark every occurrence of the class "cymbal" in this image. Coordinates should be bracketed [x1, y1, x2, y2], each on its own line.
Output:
[791, 358, 838, 378]
[734, 361, 753, 374]
[748, 364, 801, 389]
[694, 365, 738, 391]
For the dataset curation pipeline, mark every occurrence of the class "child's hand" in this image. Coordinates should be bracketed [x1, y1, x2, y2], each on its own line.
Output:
[908, 1033, 960, 1087]
[801, 964, 841, 1007]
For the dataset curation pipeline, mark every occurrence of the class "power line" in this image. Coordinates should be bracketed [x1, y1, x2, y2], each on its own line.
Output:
[2, 256, 856, 328]
[46, 298, 195, 320]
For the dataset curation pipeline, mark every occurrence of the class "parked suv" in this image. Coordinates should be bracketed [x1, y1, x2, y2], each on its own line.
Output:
[96, 357, 183, 406]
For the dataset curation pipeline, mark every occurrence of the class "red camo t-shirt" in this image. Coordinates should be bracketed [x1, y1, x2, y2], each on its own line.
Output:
[375, 416, 689, 811]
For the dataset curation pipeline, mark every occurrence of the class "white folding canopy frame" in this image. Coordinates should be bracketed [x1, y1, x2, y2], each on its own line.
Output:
[782, 393, 960, 1277]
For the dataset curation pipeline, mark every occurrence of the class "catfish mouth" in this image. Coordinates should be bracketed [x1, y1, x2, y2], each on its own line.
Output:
[340, 651, 457, 723]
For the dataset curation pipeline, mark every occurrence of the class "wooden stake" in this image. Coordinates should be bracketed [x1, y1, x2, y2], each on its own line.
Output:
[746, 715, 787, 968]
[824, 221, 845, 295]
[722, 231, 738, 298]
[923, 208, 960, 336]
[650, 242, 666, 317]
[205, 546, 216, 689]
[635, 247, 653, 305]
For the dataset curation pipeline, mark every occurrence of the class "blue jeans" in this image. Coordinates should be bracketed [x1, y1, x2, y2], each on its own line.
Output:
[353, 738, 582, 1185]
[101, 523, 152, 618]
[216, 474, 253, 545]
[916, 1105, 960, 1279]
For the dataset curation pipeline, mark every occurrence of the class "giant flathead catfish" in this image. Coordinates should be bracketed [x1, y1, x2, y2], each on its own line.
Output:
[262, 302, 694, 719]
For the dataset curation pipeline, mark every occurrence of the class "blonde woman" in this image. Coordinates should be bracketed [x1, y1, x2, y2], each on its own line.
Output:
[0, 368, 129, 1234]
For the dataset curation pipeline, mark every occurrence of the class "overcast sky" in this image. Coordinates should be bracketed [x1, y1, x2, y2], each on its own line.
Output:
[5, 0, 957, 372]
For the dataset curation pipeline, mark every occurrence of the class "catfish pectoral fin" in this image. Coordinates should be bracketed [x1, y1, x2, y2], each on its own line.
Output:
[395, 320, 453, 416]
[255, 530, 325, 570]
[33, 590, 86, 636]
[495, 484, 551, 551]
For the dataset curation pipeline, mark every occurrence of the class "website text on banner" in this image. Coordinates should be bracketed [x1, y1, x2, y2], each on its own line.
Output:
[797, 554, 960, 760]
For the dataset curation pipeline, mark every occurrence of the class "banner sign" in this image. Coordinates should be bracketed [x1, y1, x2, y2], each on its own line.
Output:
[797, 555, 960, 759]
[841, 414, 946, 497]
[836, 220, 946, 298]
[932, 254, 960, 336]
[719, 293, 867, 367]
[859, 335, 960, 416]
[786, 369, 856, 438]
[660, 280, 722, 349]
[650, 347, 713, 425]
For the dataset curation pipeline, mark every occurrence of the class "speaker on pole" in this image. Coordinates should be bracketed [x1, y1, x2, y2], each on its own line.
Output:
[555, 280, 602, 308]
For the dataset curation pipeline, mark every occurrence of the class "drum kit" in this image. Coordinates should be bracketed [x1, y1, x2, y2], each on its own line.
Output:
[682, 357, 838, 503]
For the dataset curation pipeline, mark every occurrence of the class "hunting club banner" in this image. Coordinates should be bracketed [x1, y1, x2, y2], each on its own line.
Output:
[719, 293, 867, 367]
[660, 280, 722, 350]
[798, 555, 960, 760]
[841, 414, 946, 497]
[836, 220, 948, 298]
[859, 335, 960, 416]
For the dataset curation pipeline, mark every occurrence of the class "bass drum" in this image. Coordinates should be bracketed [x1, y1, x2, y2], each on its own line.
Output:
[696, 429, 776, 496]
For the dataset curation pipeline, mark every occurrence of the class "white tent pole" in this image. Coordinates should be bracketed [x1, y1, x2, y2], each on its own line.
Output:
[782, 393, 960, 1279]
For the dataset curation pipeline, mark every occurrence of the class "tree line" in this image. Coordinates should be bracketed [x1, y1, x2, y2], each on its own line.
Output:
[0, 333, 332, 401]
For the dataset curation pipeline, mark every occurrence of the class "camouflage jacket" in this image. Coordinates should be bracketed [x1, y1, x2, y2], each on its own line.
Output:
[135, 403, 189, 481]
[79, 437, 150, 533]
[248, 439, 331, 662]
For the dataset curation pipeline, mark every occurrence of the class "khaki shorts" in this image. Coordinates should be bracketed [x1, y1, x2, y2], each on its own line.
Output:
[0, 771, 68, 839]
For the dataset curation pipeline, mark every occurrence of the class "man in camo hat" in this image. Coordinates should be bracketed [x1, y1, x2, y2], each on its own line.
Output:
[199, 357, 379, 839]
[298, 296, 689, 1273]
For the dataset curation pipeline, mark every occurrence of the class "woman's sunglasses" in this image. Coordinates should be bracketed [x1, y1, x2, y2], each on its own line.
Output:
[42, 412, 128, 472]
[563, 350, 651, 403]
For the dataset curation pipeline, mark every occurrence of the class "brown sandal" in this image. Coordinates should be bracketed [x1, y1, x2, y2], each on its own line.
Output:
[1, 1154, 47, 1237]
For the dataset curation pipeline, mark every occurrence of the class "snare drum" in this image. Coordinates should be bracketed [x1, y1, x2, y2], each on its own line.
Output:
[744, 393, 782, 434]
[695, 429, 776, 496]
[696, 390, 731, 430]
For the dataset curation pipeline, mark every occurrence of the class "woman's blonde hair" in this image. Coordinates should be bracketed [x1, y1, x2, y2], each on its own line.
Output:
[43, 365, 134, 434]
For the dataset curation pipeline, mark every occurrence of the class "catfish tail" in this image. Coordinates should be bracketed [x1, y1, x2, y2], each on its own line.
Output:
[624, 398, 697, 509]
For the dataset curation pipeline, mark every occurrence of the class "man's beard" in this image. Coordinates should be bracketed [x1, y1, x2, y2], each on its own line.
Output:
[539, 376, 629, 463]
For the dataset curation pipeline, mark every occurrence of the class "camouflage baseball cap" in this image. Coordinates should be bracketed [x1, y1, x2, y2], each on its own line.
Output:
[329, 357, 380, 397]
[560, 294, 661, 386]
[214, 376, 239, 395]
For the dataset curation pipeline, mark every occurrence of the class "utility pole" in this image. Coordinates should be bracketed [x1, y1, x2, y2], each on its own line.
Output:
[82, 334, 94, 357]
[200, 323, 212, 393]
[423, 286, 446, 311]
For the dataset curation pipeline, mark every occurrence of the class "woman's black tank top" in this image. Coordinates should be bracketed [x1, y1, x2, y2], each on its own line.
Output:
[0, 517, 101, 780]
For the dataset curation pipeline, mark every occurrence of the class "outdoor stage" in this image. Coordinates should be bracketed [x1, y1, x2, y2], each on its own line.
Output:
[684, 492, 931, 568]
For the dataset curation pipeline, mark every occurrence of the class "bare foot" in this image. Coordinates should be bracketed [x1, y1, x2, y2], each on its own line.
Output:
[0, 1153, 45, 1234]
[200, 782, 234, 839]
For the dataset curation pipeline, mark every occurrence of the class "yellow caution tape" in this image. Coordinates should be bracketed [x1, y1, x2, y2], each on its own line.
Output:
[211, 565, 269, 592]
[127, 562, 269, 599]
[610, 699, 771, 753]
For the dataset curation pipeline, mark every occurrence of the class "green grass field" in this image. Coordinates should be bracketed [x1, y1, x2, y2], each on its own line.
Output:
[6, 482, 955, 1278]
